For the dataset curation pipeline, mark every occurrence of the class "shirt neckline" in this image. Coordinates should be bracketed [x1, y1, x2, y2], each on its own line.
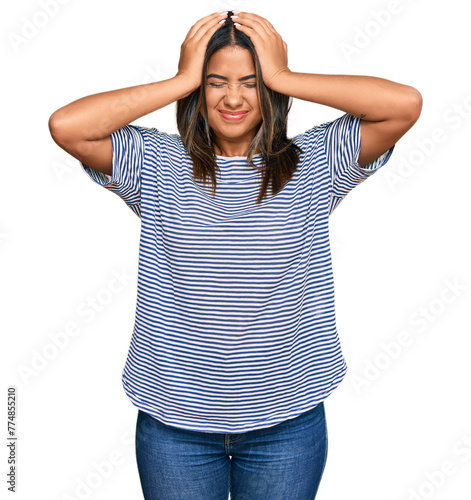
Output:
[216, 153, 263, 159]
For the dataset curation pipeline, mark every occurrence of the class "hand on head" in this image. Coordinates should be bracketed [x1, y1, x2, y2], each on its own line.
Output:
[230, 12, 290, 89]
[176, 11, 289, 92]
[176, 11, 228, 91]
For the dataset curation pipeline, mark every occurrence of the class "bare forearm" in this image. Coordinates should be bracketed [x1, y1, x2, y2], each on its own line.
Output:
[271, 71, 421, 122]
[49, 75, 195, 143]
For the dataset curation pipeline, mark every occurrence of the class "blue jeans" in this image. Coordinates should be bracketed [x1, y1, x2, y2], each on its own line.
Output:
[135, 402, 328, 499]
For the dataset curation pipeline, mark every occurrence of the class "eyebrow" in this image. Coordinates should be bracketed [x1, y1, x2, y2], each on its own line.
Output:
[207, 73, 256, 81]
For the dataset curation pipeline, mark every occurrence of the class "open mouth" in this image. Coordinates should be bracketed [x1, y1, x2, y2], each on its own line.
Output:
[219, 110, 249, 121]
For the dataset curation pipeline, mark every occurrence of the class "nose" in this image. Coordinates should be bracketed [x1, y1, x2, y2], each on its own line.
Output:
[223, 84, 244, 107]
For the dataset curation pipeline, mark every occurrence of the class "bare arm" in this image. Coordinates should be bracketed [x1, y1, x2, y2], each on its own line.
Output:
[232, 12, 423, 167]
[48, 77, 196, 175]
[267, 72, 422, 167]
[48, 11, 228, 175]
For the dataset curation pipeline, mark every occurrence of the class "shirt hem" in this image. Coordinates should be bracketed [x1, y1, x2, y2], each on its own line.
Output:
[121, 366, 347, 434]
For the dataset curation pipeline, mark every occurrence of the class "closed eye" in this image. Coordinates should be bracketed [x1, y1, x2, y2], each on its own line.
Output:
[207, 83, 257, 88]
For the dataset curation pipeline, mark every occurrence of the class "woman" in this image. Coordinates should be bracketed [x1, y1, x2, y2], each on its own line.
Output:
[48, 10, 422, 500]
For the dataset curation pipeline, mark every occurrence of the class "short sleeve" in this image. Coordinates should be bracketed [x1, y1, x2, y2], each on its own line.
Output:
[80, 125, 146, 218]
[323, 113, 394, 214]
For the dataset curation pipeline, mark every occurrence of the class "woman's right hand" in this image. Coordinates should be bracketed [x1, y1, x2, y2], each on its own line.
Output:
[176, 11, 228, 91]
[48, 12, 229, 176]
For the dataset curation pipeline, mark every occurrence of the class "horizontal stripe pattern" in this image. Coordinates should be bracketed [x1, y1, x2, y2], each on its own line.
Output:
[81, 113, 394, 433]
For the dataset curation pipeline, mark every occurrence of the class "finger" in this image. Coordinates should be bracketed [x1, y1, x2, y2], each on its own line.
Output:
[232, 12, 272, 27]
[185, 11, 227, 41]
[233, 15, 270, 38]
[233, 20, 268, 42]
[232, 12, 276, 36]
[190, 14, 228, 45]
[191, 11, 227, 35]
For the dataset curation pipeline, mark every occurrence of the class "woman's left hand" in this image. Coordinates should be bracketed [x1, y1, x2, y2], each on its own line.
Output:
[232, 12, 290, 90]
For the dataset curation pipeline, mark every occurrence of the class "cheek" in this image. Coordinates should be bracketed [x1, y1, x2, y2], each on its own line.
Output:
[205, 89, 221, 106]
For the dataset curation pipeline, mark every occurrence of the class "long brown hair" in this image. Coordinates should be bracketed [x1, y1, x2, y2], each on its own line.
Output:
[176, 12, 303, 204]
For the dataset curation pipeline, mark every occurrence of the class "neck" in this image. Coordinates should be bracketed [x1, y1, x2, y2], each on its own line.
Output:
[215, 143, 261, 157]
[213, 133, 259, 157]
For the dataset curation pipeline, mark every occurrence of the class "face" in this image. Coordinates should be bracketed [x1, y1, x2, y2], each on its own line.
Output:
[204, 46, 263, 156]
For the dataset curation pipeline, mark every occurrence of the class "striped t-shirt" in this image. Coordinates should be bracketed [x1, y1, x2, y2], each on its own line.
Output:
[81, 113, 394, 433]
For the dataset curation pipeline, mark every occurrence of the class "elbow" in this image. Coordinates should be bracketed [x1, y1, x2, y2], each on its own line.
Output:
[403, 86, 423, 124]
[48, 109, 69, 147]
[48, 110, 61, 142]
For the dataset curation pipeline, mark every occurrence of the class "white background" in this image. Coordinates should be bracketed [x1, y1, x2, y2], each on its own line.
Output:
[2, 0, 470, 499]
